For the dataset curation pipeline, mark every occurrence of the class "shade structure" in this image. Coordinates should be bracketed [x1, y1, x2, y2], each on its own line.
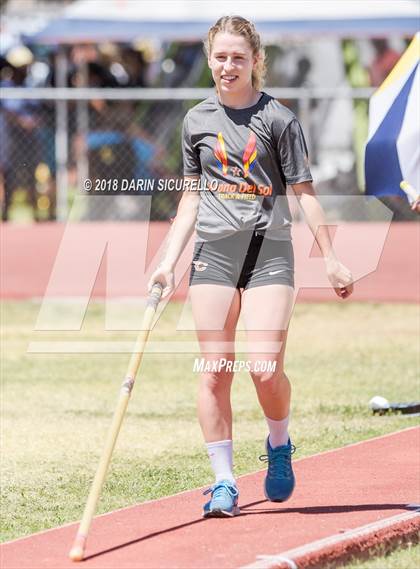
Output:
[365, 32, 420, 200]
[26, 0, 420, 44]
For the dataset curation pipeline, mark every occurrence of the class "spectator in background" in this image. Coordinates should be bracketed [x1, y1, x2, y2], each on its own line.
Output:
[120, 46, 148, 87]
[0, 56, 9, 213]
[71, 60, 134, 190]
[161, 43, 203, 87]
[0, 46, 43, 221]
[283, 55, 313, 116]
[30, 49, 60, 220]
[72, 59, 118, 89]
[369, 39, 401, 87]
[71, 60, 163, 219]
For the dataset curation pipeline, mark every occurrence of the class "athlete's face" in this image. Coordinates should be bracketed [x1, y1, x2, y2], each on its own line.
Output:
[208, 32, 257, 93]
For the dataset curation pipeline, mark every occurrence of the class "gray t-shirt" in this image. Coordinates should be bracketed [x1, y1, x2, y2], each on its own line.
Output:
[182, 92, 312, 241]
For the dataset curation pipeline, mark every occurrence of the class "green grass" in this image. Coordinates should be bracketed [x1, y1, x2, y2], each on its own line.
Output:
[343, 542, 420, 569]
[1, 300, 419, 569]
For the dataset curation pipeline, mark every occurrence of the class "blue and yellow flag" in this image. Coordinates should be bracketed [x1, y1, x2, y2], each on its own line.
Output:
[365, 33, 419, 200]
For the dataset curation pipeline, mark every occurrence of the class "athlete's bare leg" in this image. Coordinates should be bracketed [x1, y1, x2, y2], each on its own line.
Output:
[241, 285, 295, 420]
[190, 284, 241, 442]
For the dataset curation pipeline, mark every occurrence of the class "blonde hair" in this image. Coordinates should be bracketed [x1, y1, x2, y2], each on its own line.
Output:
[204, 15, 266, 91]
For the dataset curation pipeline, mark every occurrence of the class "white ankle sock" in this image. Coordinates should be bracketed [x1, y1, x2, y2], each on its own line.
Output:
[205, 439, 235, 483]
[265, 415, 289, 448]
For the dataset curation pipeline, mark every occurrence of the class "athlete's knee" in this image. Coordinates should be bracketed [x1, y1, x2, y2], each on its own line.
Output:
[251, 367, 290, 394]
[199, 359, 234, 393]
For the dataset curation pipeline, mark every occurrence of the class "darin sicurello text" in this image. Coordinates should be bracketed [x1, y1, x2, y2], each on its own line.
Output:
[83, 178, 219, 193]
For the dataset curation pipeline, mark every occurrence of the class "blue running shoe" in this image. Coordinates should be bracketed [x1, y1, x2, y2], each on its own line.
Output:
[202, 479, 240, 518]
[259, 437, 296, 502]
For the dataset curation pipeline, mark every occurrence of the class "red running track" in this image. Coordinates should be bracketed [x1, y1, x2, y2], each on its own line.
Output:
[1, 222, 419, 302]
[1, 427, 419, 569]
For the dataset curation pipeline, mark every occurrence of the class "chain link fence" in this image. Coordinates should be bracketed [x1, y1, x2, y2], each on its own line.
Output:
[1, 89, 201, 222]
[3, 86, 413, 223]
[71, 97, 194, 222]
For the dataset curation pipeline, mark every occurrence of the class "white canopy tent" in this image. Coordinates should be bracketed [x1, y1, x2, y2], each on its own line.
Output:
[28, 0, 420, 44]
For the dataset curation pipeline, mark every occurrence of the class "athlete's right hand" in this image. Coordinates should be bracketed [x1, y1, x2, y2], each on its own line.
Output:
[148, 265, 174, 299]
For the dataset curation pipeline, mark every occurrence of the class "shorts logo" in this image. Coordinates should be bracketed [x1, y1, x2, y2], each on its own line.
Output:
[268, 269, 285, 276]
[193, 261, 208, 272]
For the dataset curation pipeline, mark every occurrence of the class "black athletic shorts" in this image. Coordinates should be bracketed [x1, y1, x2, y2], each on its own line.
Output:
[189, 230, 294, 290]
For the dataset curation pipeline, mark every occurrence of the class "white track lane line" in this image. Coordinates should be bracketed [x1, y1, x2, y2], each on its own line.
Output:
[241, 510, 420, 569]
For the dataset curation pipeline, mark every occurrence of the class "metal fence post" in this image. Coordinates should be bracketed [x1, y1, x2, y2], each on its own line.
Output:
[55, 47, 69, 221]
[76, 61, 90, 195]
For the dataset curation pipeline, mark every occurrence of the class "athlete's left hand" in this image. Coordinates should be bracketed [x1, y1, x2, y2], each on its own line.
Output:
[325, 257, 354, 299]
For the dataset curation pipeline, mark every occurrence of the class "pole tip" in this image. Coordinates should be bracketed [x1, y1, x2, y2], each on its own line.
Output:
[69, 545, 84, 562]
[69, 534, 86, 562]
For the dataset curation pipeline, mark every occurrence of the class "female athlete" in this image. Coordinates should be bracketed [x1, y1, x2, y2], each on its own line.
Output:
[149, 15, 353, 518]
